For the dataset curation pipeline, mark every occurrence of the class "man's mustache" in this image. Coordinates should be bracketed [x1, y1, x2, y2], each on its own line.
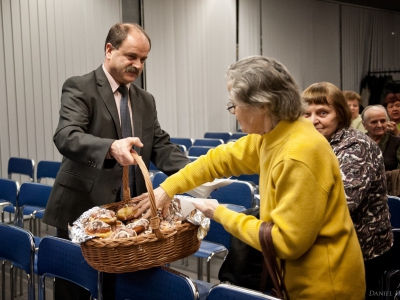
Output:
[126, 66, 140, 75]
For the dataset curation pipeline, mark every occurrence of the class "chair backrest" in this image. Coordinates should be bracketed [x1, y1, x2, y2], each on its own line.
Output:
[178, 144, 187, 154]
[188, 156, 198, 162]
[210, 180, 254, 209]
[36, 236, 100, 298]
[188, 146, 214, 157]
[170, 137, 194, 151]
[388, 195, 400, 228]
[18, 182, 52, 208]
[231, 174, 260, 187]
[0, 178, 19, 206]
[8, 157, 35, 181]
[115, 266, 197, 300]
[0, 223, 35, 274]
[152, 172, 168, 189]
[207, 283, 280, 300]
[36, 160, 61, 182]
[204, 132, 232, 143]
[231, 132, 248, 140]
[194, 138, 224, 147]
[149, 161, 160, 173]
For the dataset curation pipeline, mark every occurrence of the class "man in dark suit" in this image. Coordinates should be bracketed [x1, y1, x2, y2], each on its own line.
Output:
[43, 23, 190, 300]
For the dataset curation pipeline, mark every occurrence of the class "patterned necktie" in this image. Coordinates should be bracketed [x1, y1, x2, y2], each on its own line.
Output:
[118, 85, 135, 197]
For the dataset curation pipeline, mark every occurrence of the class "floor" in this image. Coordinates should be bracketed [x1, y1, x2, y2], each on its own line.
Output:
[0, 215, 224, 299]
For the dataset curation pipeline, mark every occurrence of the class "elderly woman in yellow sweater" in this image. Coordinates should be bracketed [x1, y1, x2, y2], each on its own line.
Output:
[134, 56, 365, 299]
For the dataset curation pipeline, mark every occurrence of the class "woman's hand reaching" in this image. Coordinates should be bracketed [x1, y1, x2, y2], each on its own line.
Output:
[132, 187, 172, 219]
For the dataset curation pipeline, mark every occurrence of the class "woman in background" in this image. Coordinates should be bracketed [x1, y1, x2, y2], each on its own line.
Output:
[361, 105, 400, 171]
[383, 92, 400, 136]
[343, 90, 367, 133]
[135, 56, 365, 299]
[303, 82, 393, 299]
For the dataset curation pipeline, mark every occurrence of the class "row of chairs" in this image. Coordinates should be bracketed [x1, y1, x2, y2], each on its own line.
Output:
[0, 223, 278, 300]
[171, 131, 247, 150]
[7, 157, 61, 184]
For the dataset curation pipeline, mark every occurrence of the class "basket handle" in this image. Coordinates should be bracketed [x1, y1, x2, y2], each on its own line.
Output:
[123, 151, 164, 240]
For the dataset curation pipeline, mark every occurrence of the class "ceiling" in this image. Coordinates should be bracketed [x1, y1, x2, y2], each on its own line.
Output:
[330, 0, 400, 13]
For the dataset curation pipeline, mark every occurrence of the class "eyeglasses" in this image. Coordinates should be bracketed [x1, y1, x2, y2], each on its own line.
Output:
[226, 102, 236, 114]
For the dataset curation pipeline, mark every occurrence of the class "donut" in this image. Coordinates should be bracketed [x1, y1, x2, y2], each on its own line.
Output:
[85, 220, 112, 238]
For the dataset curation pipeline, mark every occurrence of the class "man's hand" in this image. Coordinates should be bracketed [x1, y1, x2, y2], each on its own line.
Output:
[109, 138, 143, 165]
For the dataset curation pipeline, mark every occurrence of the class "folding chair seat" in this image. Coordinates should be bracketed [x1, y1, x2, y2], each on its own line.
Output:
[193, 138, 224, 147]
[170, 137, 194, 151]
[188, 146, 214, 157]
[0, 223, 36, 300]
[204, 132, 232, 143]
[36, 160, 61, 183]
[115, 266, 197, 300]
[36, 236, 102, 300]
[207, 283, 280, 300]
[18, 182, 52, 236]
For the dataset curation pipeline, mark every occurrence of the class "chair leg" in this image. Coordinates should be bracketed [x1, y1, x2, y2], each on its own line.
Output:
[19, 268, 23, 295]
[97, 271, 103, 300]
[197, 257, 203, 281]
[10, 265, 14, 299]
[2, 260, 5, 300]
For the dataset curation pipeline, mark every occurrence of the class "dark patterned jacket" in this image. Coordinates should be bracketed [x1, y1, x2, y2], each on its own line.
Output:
[330, 126, 393, 260]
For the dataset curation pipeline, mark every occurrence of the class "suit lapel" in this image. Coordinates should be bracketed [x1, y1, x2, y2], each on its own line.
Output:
[131, 85, 143, 155]
[95, 66, 122, 139]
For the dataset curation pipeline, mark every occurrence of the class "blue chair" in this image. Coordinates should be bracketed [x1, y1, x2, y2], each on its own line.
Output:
[210, 180, 255, 209]
[8, 157, 35, 182]
[170, 137, 194, 151]
[188, 156, 198, 162]
[194, 204, 246, 282]
[115, 266, 197, 300]
[178, 144, 187, 154]
[231, 174, 260, 194]
[207, 283, 280, 300]
[231, 132, 247, 140]
[388, 195, 400, 228]
[152, 172, 168, 189]
[204, 132, 232, 143]
[188, 146, 214, 157]
[0, 223, 36, 300]
[36, 160, 61, 183]
[194, 138, 224, 147]
[4, 157, 35, 227]
[18, 182, 52, 236]
[0, 178, 19, 224]
[36, 236, 102, 300]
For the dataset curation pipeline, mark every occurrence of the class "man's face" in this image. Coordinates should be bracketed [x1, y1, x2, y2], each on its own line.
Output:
[105, 30, 150, 84]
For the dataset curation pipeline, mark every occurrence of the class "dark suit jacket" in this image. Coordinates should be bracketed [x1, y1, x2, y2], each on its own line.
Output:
[43, 65, 190, 231]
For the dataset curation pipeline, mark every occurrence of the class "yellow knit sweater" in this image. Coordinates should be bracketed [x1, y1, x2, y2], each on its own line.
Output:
[162, 118, 365, 299]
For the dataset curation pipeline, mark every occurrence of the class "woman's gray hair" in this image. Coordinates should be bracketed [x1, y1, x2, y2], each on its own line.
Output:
[226, 56, 306, 122]
[361, 104, 389, 122]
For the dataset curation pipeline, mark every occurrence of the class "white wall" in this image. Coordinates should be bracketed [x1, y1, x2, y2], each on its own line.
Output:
[0, 0, 121, 178]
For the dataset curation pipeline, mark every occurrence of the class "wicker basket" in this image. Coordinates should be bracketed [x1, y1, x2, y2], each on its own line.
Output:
[80, 152, 201, 273]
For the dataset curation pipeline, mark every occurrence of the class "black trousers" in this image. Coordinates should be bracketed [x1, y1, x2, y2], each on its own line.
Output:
[55, 229, 115, 300]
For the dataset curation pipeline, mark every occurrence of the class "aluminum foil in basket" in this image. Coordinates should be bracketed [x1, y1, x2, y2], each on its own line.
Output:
[174, 195, 210, 240]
